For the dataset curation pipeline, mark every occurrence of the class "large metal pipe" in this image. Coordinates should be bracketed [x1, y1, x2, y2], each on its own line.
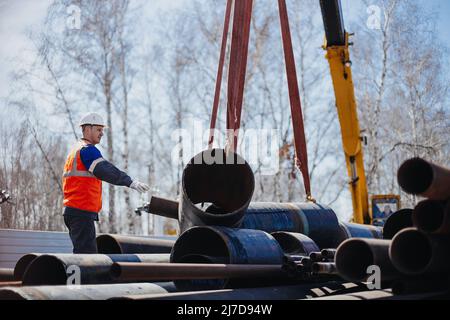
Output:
[22, 253, 170, 286]
[179, 149, 255, 231]
[13, 253, 43, 281]
[397, 157, 450, 200]
[335, 238, 400, 282]
[412, 200, 450, 234]
[383, 209, 413, 239]
[96, 234, 175, 254]
[337, 221, 383, 244]
[0, 282, 176, 300]
[390, 227, 450, 275]
[0, 268, 14, 282]
[270, 232, 319, 255]
[170, 226, 284, 291]
[111, 281, 351, 300]
[242, 202, 340, 248]
[110, 262, 284, 282]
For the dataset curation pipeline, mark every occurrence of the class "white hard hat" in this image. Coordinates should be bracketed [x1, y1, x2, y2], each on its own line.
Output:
[79, 112, 107, 127]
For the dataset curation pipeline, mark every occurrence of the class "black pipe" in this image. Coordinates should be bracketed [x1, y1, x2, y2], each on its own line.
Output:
[383, 209, 413, 239]
[22, 253, 170, 285]
[321, 249, 337, 260]
[412, 200, 450, 234]
[397, 157, 450, 200]
[335, 238, 400, 282]
[270, 232, 319, 255]
[390, 227, 450, 275]
[13, 253, 42, 281]
[96, 234, 175, 254]
[170, 226, 284, 291]
[179, 149, 255, 232]
[243, 202, 340, 248]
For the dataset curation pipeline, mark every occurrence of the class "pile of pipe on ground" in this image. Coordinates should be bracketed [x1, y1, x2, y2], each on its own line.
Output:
[335, 157, 450, 297]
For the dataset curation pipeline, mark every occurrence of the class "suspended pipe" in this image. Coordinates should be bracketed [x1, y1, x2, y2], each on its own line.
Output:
[270, 232, 319, 255]
[110, 262, 284, 282]
[96, 234, 175, 254]
[179, 149, 255, 231]
[0, 282, 176, 300]
[412, 200, 450, 234]
[335, 238, 400, 282]
[383, 209, 413, 240]
[389, 227, 450, 275]
[170, 226, 284, 291]
[111, 281, 350, 300]
[22, 253, 170, 286]
[397, 157, 450, 200]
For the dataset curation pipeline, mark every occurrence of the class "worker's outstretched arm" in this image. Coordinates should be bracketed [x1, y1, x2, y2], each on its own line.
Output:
[80, 145, 149, 192]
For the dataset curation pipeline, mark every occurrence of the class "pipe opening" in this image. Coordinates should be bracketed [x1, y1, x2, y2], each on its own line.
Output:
[271, 232, 305, 255]
[398, 158, 433, 195]
[383, 209, 413, 240]
[13, 254, 39, 281]
[182, 149, 254, 216]
[335, 240, 374, 281]
[22, 255, 67, 285]
[96, 235, 122, 254]
[413, 201, 444, 233]
[171, 227, 230, 263]
[390, 230, 432, 274]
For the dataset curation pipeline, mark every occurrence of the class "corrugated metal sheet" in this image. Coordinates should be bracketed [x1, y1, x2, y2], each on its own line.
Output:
[0, 229, 177, 269]
[0, 229, 72, 268]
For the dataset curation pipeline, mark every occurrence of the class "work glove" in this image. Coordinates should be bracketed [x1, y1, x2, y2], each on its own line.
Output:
[130, 181, 150, 193]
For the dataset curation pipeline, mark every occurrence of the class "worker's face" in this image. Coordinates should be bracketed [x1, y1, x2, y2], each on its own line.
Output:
[83, 125, 104, 145]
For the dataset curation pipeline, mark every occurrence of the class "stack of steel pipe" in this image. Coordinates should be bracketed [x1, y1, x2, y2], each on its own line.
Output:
[389, 158, 450, 294]
[20, 253, 170, 286]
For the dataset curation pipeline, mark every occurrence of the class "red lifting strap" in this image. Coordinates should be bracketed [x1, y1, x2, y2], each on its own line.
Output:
[208, 0, 313, 200]
[277, 0, 313, 201]
[208, 0, 233, 149]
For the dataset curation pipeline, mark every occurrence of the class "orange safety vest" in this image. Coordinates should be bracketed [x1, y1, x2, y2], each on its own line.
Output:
[63, 141, 102, 213]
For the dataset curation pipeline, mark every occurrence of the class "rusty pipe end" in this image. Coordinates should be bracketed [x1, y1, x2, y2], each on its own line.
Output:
[96, 235, 123, 254]
[397, 158, 434, 195]
[22, 255, 67, 285]
[389, 228, 432, 275]
[383, 209, 413, 240]
[335, 239, 375, 282]
[13, 253, 40, 281]
[412, 200, 447, 234]
[180, 149, 254, 229]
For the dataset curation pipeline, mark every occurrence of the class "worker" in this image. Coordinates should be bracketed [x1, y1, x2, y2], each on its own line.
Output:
[62, 112, 150, 253]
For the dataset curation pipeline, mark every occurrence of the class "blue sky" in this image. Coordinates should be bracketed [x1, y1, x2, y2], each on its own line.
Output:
[0, 0, 448, 99]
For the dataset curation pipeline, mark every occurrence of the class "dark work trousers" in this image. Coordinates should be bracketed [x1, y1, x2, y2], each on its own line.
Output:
[64, 215, 98, 254]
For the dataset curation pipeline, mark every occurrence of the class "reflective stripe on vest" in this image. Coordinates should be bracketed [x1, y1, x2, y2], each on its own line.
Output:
[63, 150, 95, 178]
